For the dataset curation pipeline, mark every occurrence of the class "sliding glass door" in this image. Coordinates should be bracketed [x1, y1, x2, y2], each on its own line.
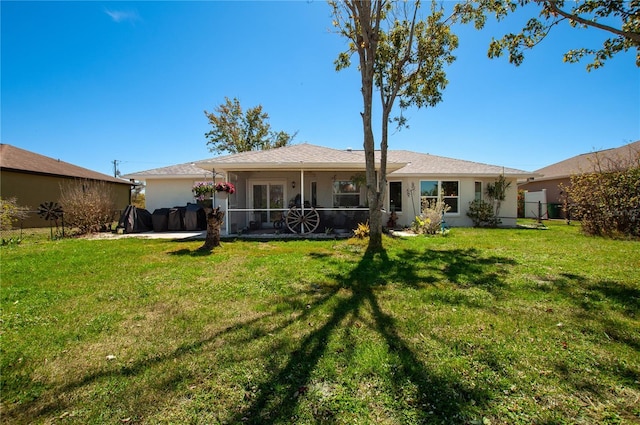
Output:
[251, 182, 284, 227]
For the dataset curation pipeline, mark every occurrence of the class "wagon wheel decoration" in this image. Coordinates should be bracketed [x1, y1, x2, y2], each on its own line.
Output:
[38, 202, 63, 222]
[285, 207, 320, 234]
[38, 201, 64, 238]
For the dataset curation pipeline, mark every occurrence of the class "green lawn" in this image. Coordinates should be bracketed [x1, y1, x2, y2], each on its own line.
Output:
[1, 222, 639, 424]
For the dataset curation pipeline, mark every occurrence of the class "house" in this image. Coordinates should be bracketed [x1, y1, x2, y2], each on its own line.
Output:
[124, 162, 214, 214]
[124, 143, 535, 235]
[519, 140, 640, 218]
[0, 144, 132, 228]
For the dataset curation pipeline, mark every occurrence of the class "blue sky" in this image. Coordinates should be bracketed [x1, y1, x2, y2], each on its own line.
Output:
[2, 1, 638, 178]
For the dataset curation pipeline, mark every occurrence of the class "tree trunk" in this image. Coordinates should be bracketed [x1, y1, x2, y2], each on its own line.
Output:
[352, 1, 383, 253]
[200, 207, 225, 251]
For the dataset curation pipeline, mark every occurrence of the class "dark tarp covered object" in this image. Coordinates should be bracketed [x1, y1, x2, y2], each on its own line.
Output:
[185, 203, 207, 231]
[168, 207, 186, 231]
[118, 205, 153, 233]
[152, 208, 170, 232]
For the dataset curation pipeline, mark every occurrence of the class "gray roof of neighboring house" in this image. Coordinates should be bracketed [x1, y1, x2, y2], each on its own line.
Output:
[127, 143, 534, 179]
[0, 143, 132, 185]
[123, 162, 214, 179]
[530, 140, 640, 182]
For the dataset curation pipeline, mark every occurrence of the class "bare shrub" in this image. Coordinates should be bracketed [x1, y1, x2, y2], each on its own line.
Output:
[59, 180, 116, 234]
[412, 199, 450, 235]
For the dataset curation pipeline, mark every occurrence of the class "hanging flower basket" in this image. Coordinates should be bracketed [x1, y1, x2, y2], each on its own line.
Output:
[193, 181, 215, 201]
[215, 182, 235, 194]
[193, 181, 235, 201]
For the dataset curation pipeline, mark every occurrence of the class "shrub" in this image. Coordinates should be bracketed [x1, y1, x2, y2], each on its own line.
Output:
[486, 174, 512, 218]
[412, 199, 450, 234]
[353, 221, 370, 239]
[58, 180, 116, 234]
[517, 190, 525, 218]
[0, 197, 29, 231]
[467, 199, 500, 228]
[564, 166, 640, 237]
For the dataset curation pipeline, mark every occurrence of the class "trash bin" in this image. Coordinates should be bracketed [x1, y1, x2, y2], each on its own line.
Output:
[547, 203, 561, 219]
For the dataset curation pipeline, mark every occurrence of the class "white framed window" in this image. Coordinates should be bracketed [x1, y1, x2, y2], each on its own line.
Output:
[333, 180, 361, 207]
[441, 181, 459, 213]
[475, 181, 482, 201]
[420, 180, 438, 211]
[420, 180, 459, 214]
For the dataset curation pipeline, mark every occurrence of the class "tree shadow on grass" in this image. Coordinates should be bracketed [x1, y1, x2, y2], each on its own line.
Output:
[3, 283, 342, 424]
[167, 247, 215, 257]
[528, 271, 640, 405]
[533, 272, 640, 350]
[229, 246, 515, 423]
[5, 244, 516, 424]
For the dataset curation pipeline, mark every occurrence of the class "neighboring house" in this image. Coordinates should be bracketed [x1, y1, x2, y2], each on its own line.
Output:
[0, 144, 132, 228]
[124, 143, 535, 235]
[519, 140, 640, 218]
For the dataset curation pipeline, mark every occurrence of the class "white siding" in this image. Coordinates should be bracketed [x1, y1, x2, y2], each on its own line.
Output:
[145, 179, 196, 213]
[394, 176, 520, 228]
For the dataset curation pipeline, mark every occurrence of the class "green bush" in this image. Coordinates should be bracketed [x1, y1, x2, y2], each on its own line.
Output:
[466, 199, 499, 228]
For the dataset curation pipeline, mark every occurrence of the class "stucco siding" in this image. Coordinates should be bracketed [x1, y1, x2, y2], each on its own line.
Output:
[144, 179, 198, 213]
[391, 176, 520, 228]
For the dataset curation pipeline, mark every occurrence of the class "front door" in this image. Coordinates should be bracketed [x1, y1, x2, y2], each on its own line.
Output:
[251, 182, 284, 228]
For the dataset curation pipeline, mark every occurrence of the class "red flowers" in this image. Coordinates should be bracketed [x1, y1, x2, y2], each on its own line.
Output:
[193, 181, 235, 200]
[215, 182, 235, 194]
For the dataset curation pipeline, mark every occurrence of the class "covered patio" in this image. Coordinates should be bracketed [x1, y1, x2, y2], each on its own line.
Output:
[193, 144, 404, 236]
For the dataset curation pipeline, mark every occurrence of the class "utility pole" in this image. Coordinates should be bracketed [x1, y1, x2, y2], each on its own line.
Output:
[112, 160, 121, 178]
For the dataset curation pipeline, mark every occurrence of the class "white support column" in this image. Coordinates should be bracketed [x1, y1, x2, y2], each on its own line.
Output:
[224, 172, 229, 235]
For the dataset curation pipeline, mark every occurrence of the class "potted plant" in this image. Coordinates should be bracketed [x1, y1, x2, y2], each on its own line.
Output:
[214, 182, 235, 194]
[193, 181, 216, 201]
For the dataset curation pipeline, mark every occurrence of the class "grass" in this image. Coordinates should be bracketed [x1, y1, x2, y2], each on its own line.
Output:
[1, 221, 639, 424]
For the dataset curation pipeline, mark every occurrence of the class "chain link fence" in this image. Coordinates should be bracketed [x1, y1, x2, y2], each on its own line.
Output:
[520, 201, 569, 221]
[1, 209, 125, 243]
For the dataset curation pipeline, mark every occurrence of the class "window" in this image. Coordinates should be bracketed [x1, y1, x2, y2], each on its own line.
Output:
[420, 181, 438, 211]
[333, 180, 360, 207]
[389, 181, 402, 212]
[441, 181, 459, 213]
[475, 181, 482, 201]
[420, 180, 459, 214]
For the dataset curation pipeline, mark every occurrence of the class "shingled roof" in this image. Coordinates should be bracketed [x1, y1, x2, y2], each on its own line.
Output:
[187, 143, 534, 177]
[0, 144, 131, 185]
[532, 140, 640, 182]
[193, 143, 390, 171]
[387, 150, 531, 177]
[124, 162, 214, 179]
